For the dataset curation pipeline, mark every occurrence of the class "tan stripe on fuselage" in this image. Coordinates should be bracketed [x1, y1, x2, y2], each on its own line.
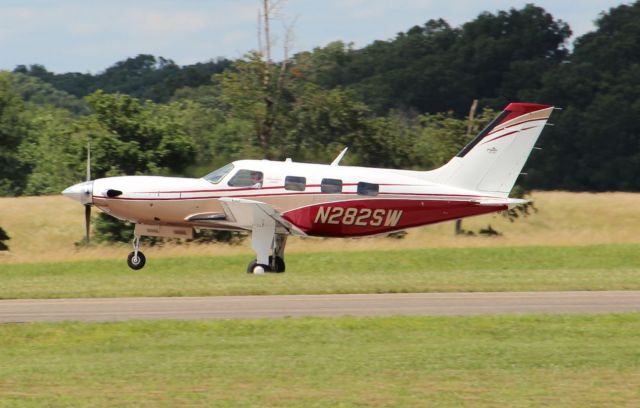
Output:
[94, 192, 478, 230]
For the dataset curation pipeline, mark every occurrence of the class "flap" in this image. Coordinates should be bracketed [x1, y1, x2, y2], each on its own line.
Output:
[185, 212, 227, 222]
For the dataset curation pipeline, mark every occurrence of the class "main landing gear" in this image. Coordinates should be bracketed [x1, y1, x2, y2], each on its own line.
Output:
[127, 235, 146, 270]
[247, 230, 288, 274]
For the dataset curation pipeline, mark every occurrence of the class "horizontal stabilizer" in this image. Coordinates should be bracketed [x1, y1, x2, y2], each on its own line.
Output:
[472, 198, 529, 209]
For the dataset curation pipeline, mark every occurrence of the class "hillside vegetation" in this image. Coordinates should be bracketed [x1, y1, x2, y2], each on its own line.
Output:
[1, 2, 639, 200]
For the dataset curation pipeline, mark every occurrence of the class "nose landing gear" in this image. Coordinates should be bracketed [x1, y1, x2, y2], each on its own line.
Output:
[127, 235, 146, 270]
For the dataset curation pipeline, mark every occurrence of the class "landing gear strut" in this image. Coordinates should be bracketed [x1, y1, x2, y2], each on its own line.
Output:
[127, 235, 146, 270]
[247, 233, 287, 274]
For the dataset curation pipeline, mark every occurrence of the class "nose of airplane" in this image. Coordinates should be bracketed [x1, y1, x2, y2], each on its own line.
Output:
[62, 181, 94, 205]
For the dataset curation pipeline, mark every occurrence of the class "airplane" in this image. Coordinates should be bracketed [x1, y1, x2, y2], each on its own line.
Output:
[63, 102, 554, 274]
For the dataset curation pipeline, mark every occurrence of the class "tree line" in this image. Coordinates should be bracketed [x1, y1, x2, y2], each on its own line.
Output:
[1, 2, 639, 200]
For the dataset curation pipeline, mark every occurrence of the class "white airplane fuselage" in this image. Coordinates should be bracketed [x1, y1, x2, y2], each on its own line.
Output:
[89, 161, 507, 238]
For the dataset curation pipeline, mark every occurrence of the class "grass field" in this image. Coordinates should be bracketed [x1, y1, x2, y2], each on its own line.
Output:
[2, 191, 640, 264]
[1, 244, 639, 299]
[1, 314, 639, 407]
[1, 192, 639, 407]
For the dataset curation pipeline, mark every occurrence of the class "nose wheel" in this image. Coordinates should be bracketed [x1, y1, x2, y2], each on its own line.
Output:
[127, 251, 146, 270]
[127, 235, 146, 270]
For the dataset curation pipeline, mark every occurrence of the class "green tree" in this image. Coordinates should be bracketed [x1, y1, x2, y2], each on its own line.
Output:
[0, 226, 9, 251]
[15, 55, 232, 103]
[0, 72, 30, 196]
[215, 52, 292, 159]
[454, 4, 571, 110]
[18, 106, 85, 195]
[214, 52, 377, 165]
[529, 1, 640, 191]
[8, 73, 89, 115]
[84, 90, 195, 177]
[295, 5, 569, 116]
[287, 84, 372, 164]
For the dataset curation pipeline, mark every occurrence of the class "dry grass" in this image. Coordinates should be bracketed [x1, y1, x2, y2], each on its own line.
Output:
[1, 191, 639, 264]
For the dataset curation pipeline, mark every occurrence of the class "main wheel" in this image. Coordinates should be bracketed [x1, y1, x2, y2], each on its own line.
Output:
[247, 260, 271, 274]
[269, 256, 285, 273]
[127, 251, 146, 270]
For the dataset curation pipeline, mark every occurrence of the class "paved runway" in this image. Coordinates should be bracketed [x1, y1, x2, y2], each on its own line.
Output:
[1, 291, 640, 323]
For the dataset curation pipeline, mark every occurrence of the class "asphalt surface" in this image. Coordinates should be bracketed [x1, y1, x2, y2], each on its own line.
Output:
[1, 291, 640, 323]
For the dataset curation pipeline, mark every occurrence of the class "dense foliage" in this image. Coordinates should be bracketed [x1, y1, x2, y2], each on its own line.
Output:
[528, 2, 640, 190]
[1, 2, 638, 200]
[296, 4, 570, 115]
[0, 226, 9, 250]
[14, 55, 232, 103]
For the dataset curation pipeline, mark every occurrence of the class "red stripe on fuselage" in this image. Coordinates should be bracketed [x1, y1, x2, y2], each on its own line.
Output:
[282, 199, 506, 237]
[94, 191, 501, 201]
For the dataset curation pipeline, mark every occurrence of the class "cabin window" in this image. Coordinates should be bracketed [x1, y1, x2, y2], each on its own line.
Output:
[357, 182, 379, 196]
[284, 176, 306, 191]
[228, 169, 263, 188]
[203, 163, 234, 184]
[321, 178, 342, 193]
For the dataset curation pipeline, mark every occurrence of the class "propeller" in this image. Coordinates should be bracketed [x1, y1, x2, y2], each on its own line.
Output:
[61, 141, 95, 245]
[84, 142, 91, 244]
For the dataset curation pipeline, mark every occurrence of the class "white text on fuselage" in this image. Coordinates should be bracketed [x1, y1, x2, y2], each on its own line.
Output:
[314, 207, 403, 227]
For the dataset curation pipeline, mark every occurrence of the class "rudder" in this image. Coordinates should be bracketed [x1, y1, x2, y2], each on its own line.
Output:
[427, 103, 554, 196]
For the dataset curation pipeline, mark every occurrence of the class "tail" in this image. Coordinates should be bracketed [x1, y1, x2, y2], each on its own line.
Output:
[427, 102, 554, 196]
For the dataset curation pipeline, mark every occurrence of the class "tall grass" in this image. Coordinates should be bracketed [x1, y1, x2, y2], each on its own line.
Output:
[2, 192, 640, 264]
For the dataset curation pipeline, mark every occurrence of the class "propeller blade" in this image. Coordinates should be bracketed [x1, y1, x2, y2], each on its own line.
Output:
[85, 204, 91, 244]
[86, 142, 91, 182]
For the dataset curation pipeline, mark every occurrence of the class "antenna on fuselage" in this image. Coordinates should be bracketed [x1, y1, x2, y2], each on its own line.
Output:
[330, 147, 348, 166]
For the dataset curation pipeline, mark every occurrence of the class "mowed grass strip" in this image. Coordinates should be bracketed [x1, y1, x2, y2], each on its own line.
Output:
[1, 244, 639, 299]
[0, 314, 639, 407]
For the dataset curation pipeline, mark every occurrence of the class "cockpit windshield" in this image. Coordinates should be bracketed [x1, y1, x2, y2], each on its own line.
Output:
[202, 163, 234, 184]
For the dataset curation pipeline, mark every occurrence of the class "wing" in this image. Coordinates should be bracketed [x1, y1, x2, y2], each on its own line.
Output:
[218, 197, 307, 236]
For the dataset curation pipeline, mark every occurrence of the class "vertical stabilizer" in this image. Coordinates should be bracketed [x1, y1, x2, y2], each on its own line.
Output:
[428, 103, 554, 196]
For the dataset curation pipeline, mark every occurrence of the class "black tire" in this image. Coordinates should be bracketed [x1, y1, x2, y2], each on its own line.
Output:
[246, 259, 271, 274]
[269, 256, 286, 273]
[127, 251, 146, 270]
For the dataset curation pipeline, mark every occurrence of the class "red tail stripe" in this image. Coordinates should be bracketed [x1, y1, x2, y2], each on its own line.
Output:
[498, 103, 552, 126]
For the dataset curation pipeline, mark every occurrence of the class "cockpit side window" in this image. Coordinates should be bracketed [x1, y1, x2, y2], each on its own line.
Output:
[284, 176, 306, 191]
[203, 163, 234, 184]
[228, 169, 264, 188]
[321, 178, 342, 193]
[357, 182, 379, 196]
